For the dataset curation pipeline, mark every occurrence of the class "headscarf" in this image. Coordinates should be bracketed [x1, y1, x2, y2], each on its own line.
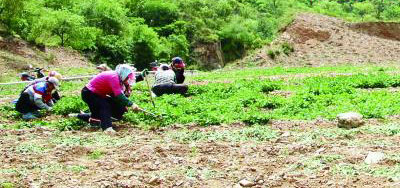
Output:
[115, 64, 134, 82]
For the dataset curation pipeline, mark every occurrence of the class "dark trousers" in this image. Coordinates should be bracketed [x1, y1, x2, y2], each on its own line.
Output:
[78, 87, 127, 130]
[15, 92, 39, 114]
[52, 91, 61, 102]
[152, 83, 188, 97]
[174, 69, 185, 84]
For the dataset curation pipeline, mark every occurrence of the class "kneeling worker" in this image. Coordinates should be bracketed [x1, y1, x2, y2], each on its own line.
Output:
[152, 64, 188, 97]
[15, 77, 60, 119]
[74, 64, 141, 133]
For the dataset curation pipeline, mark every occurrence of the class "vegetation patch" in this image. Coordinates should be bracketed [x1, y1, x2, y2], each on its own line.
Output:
[167, 125, 278, 143]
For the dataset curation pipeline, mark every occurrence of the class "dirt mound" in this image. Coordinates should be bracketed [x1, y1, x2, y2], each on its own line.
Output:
[0, 36, 91, 81]
[349, 22, 400, 41]
[248, 13, 400, 67]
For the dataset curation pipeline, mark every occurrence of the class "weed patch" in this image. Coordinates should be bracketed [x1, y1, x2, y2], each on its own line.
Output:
[167, 125, 277, 143]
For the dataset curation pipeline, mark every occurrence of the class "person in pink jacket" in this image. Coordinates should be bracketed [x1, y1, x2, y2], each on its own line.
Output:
[74, 64, 141, 133]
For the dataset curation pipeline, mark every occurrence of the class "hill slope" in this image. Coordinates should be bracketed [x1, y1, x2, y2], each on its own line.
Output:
[0, 36, 95, 82]
[246, 13, 400, 67]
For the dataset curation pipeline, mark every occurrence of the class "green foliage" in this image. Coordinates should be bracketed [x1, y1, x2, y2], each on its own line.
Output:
[219, 16, 262, 61]
[281, 42, 294, 56]
[0, 0, 25, 33]
[1, 182, 14, 188]
[28, 9, 99, 49]
[88, 149, 105, 160]
[383, 5, 400, 20]
[353, 1, 375, 20]
[54, 118, 87, 131]
[267, 49, 277, 60]
[53, 96, 87, 115]
[136, 0, 179, 27]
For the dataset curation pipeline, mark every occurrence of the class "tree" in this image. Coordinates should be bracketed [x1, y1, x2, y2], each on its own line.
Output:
[137, 0, 179, 27]
[353, 1, 374, 20]
[29, 9, 99, 50]
[371, 0, 385, 19]
[383, 4, 400, 20]
[79, 0, 128, 35]
[0, 0, 25, 32]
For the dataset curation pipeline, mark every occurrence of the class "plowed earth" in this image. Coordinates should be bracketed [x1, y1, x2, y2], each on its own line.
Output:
[1, 119, 400, 187]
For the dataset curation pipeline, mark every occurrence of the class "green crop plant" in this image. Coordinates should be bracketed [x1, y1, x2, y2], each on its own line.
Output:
[53, 96, 88, 115]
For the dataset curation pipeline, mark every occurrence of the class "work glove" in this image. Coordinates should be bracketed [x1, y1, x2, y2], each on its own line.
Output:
[141, 69, 149, 77]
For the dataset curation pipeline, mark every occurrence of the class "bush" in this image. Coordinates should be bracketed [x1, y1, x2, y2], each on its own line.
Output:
[267, 49, 277, 59]
[281, 42, 294, 56]
[261, 82, 281, 93]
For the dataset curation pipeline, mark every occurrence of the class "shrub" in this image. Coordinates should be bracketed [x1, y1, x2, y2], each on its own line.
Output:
[267, 49, 276, 59]
[281, 42, 294, 55]
[261, 82, 281, 93]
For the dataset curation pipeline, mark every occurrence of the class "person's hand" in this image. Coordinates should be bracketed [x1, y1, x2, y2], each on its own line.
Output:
[141, 69, 149, 77]
[131, 104, 141, 112]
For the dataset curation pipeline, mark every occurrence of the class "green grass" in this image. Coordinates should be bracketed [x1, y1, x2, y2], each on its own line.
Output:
[88, 149, 105, 160]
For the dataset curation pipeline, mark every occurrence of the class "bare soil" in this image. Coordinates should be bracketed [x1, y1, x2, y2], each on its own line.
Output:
[247, 13, 400, 67]
[0, 36, 92, 82]
[1, 120, 400, 187]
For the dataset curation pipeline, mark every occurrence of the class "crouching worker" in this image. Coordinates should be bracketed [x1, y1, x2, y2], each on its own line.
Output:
[170, 57, 186, 84]
[74, 64, 141, 133]
[29, 71, 63, 102]
[152, 64, 188, 97]
[15, 77, 60, 119]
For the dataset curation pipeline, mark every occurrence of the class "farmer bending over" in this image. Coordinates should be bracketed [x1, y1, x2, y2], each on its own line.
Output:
[74, 64, 141, 133]
[28, 71, 62, 102]
[15, 77, 60, 119]
[152, 64, 188, 97]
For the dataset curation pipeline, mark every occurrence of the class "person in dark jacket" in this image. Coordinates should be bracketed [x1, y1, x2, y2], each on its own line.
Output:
[170, 57, 186, 84]
[152, 64, 188, 97]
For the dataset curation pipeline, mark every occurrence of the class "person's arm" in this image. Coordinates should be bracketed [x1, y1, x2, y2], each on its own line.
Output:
[47, 99, 54, 107]
[114, 94, 133, 107]
[33, 93, 51, 110]
[135, 74, 144, 82]
[110, 76, 133, 107]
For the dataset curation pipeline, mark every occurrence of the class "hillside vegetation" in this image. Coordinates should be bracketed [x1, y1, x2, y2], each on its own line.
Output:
[0, 0, 399, 69]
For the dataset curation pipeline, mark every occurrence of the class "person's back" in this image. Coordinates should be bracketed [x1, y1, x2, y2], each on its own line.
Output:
[154, 69, 176, 86]
[86, 71, 122, 98]
[152, 64, 187, 96]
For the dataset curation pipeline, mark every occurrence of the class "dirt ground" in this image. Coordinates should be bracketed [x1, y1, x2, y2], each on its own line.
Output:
[248, 13, 400, 67]
[1, 118, 400, 188]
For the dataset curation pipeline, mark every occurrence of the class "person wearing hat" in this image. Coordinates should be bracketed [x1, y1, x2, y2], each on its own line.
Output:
[170, 57, 186, 84]
[15, 77, 60, 119]
[17, 71, 63, 104]
[73, 64, 141, 133]
[152, 64, 188, 97]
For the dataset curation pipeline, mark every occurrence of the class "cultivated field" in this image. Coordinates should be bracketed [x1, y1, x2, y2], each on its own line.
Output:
[2, 65, 400, 187]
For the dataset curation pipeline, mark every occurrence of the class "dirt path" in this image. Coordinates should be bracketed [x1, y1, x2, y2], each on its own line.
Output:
[1, 119, 400, 187]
